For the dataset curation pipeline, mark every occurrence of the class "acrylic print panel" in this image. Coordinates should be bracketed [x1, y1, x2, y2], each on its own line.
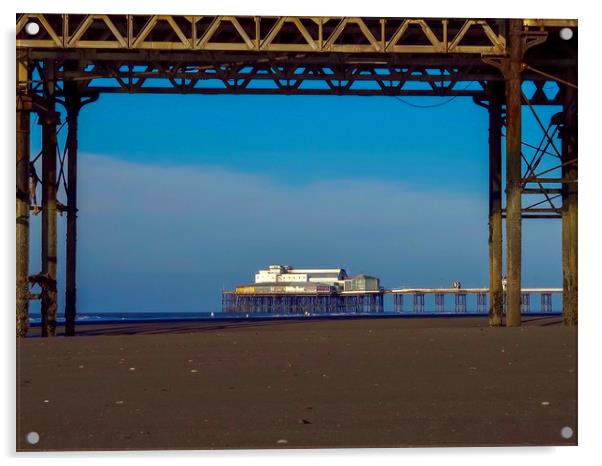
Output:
[16, 13, 577, 451]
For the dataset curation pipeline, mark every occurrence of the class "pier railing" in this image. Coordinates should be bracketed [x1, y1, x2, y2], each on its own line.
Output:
[388, 288, 563, 314]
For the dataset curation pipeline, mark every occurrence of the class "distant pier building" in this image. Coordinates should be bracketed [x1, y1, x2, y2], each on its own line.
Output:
[222, 265, 383, 314]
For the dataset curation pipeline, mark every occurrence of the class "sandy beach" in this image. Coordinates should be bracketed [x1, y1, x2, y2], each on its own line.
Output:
[16, 316, 577, 451]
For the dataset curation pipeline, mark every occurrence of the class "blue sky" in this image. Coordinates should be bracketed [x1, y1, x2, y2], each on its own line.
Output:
[28, 91, 563, 314]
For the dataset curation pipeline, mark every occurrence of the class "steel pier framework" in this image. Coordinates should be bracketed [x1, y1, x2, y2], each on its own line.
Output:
[16, 15, 577, 336]
[222, 292, 384, 314]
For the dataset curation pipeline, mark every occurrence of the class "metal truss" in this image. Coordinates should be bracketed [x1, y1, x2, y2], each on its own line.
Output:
[17, 15, 513, 54]
[17, 15, 575, 102]
[517, 92, 565, 219]
[17, 56, 567, 103]
[32, 60, 491, 97]
[28, 97, 96, 218]
[494, 90, 574, 220]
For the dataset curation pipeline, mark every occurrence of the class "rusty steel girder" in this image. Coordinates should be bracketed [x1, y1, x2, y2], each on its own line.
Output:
[17, 15, 576, 102]
[17, 15, 513, 54]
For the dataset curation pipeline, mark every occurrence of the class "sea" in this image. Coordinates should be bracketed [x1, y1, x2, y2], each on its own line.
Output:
[27, 309, 561, 326]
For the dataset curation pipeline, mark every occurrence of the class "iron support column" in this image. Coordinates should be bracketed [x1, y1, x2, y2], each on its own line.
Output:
[504, 19, 524, 327]
[40, 60, 59, 337]
[488, 83, 504, 326]
[562, 74, 578, 326]
[16, 51, 31, 337]
[64, 69, 81, 337]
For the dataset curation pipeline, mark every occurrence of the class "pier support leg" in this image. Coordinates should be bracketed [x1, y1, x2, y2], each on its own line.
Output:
[562, 76, 578, 326]
[16, 52, 31, 337]
[504, 20, 524, 327]
[40, 60, 59, 337]
[488, 83, 504, 327]
[64, 79, 80, 337]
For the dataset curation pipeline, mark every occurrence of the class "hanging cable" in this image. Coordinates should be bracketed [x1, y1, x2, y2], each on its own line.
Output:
[392, 81, 476, 108]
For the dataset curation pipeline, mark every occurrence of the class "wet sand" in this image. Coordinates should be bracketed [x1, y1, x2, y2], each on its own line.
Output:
[17, 316, 577, 450]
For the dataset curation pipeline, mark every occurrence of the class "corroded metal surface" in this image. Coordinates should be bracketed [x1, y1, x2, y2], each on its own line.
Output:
[17, 15, 509, 53]
[39, 60, 58, 337]
[16, 50, 31, 338]
[504, 19, 524, 327]
[562, 72, 578, 326]
[487, 84, 504, 326]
